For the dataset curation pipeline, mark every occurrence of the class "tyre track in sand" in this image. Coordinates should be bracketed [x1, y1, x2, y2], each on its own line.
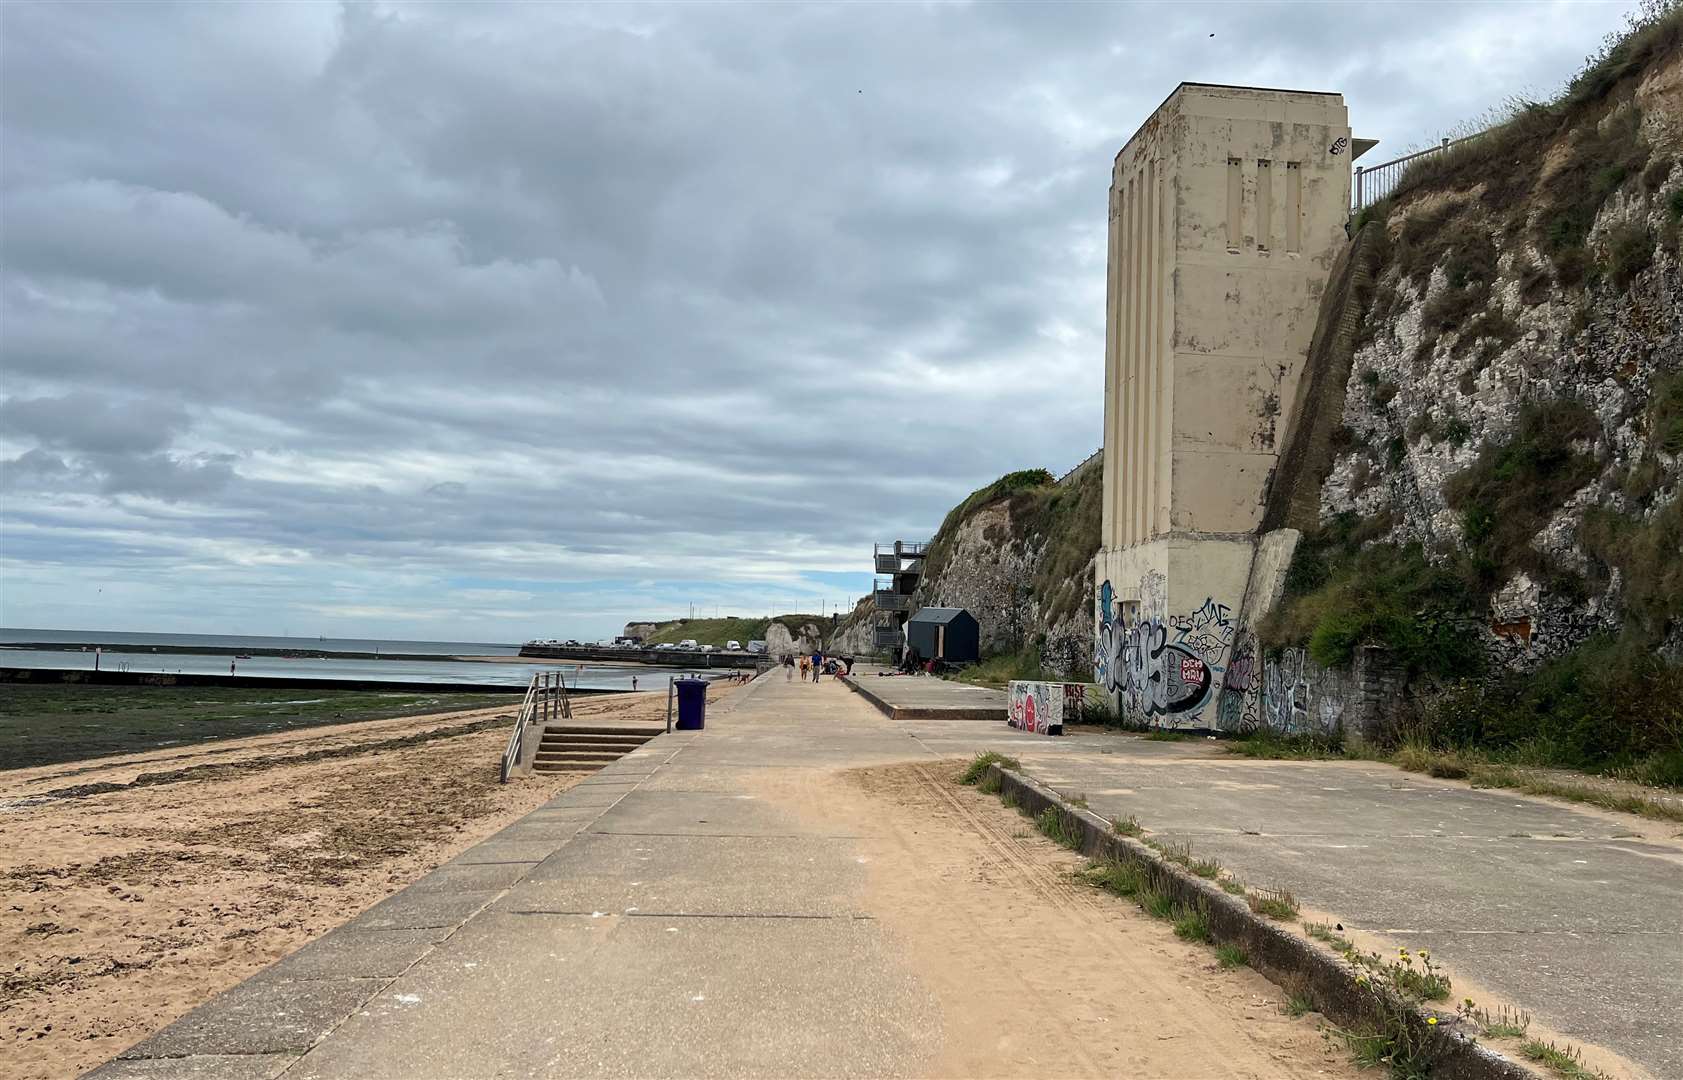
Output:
[775, 758, 1353, 1079]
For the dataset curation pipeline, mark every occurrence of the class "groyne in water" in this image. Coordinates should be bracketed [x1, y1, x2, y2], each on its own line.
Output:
[520, 644, 761, 669]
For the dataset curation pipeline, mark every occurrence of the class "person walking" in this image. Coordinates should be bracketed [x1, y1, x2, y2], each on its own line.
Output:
[784, 655, 794, 681]
[631, 675, 639, 691]
[799, 655, 810, 681]
[811, 649, 823, 683]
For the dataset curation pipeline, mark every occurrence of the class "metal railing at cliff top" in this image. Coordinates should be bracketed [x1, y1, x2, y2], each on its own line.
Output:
[1352, 130, 1491, 211]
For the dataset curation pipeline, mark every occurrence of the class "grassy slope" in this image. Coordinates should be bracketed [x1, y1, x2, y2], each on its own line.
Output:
[637, 614, 829, 647]
[916, 462, 1103, 652]
[0, 684, 514, 771]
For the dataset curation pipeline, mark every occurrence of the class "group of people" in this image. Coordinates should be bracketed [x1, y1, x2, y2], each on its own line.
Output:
[783, 650, 850, 681]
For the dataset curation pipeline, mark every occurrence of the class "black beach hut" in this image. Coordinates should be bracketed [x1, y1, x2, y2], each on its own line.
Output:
[906, 607, 980, 664]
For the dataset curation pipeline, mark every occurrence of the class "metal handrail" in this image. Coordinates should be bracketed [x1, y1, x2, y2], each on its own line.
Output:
[1352, 131, 1489, 211]
[499, 669, 573, 782]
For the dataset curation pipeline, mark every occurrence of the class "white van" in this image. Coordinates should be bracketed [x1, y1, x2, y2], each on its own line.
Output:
[678, 639, 699, 649]
[747, 640, 767, 654]
[726, 640, 742, 651]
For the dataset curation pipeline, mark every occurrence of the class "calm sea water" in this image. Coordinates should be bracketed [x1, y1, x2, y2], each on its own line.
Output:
[0, 629, 713, 692]
[0, 628, 520, 654]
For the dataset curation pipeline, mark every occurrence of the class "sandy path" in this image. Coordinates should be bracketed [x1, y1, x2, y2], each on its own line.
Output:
[768, 760, 1355, 1078]
[0, 689, 696, 1080]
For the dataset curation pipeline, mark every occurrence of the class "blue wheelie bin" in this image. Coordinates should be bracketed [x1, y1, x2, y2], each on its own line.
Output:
[675, 677, 708, 730]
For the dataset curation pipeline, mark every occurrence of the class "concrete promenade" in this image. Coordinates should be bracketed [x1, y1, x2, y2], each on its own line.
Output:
[839, 665, 1008, 720]
[91, 675, 1679, 1078]
[962, 735, 1683, 1078]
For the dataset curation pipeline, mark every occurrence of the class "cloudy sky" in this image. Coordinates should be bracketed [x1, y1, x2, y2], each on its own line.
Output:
[0, 1, 1637, 643]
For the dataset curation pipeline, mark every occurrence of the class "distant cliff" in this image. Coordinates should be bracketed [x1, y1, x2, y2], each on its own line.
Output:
[623, 614, 831, 657]
[832, 455, 1102, 677]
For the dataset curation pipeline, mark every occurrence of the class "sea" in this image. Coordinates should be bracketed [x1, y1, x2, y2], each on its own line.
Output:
[0, 629, 713, 692]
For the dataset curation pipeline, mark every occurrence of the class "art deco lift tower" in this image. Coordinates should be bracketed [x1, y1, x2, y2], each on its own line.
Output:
[1093, 82, 1357, 726]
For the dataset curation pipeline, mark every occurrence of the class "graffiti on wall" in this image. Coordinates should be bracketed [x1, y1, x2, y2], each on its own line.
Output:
[1260, 647, 1348, 735]
[1008, 681, 1101, 736]
[1095, 580, 1235, 725]
[1215, 633, 1258, 732]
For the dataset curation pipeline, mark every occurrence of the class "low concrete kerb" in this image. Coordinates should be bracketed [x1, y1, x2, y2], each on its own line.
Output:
[838, 675, 898, 719]
[986, 764, 1541, 1080]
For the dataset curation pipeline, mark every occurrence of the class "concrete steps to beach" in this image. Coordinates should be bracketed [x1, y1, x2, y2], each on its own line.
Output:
[531, 725, 663, 773]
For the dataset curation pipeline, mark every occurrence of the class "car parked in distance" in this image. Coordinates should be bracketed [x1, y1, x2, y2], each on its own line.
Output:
[655, 642, 676, 650]
[726, 640, 742, 651]
[747, 640, 767, 653]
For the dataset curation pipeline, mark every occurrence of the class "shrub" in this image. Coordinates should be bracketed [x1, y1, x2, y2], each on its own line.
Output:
[1580, 496, 1683, 641]
[1443, 400, 1600, 591]
[1540, 104, 1651, 272]
[1260, 535, 1480, 677]
[1647, 371, 1683, 456]
[959, 751, 1021, 786]
[1606, 221, 1656, 287]
[1417, 638, 1683, 779]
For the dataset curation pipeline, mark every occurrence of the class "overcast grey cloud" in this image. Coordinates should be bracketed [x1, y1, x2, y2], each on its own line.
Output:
[0, 0, 1639, 640]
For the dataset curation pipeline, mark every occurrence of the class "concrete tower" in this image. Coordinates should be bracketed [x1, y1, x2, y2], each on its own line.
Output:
[1094, 82, 1353, 726]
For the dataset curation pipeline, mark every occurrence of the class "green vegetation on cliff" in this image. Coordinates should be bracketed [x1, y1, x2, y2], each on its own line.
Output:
[1258, 514, 1477, 677]
[920, 461, 1102, 635]
[637, 614, 827, 647]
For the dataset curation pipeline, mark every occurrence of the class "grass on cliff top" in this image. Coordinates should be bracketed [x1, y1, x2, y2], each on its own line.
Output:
[919, 463, 1103, 633]
[1388, 1, 1679, 213]
[1373, 2, 1678, 306]
[637, 614, 829, 647]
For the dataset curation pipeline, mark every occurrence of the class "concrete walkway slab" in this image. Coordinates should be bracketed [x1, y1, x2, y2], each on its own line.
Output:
[116, 977, 384, 1059]
[284, 912, 933, 1080]
[261, 927, 447, 981]
[497, 832, 869, 917]
[584, 789, 860, 837]
[87, 1054, 297, 1080]
[840, 670, 1007, 720]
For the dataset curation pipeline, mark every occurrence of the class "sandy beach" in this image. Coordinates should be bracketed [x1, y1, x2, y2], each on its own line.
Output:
[0, 688, 714, 1080]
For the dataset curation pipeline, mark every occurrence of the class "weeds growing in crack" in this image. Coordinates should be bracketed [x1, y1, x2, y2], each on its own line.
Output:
[1458, 999, 1530, 1039]
[1521, 1039, 1608, 1080]
[1304, 921, 1353, 951]
[1171, 901, 1210, 942]
[1079, 860, 1143, 898]
[959, 751, 1020, 786]
[1246, 886, 1299, 920]
[1035, 806, 1083, 850]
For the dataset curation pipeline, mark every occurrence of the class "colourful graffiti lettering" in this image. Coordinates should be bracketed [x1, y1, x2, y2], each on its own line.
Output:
[1094, 581, 1234, 725]
[1008, 680, 1085, 736]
